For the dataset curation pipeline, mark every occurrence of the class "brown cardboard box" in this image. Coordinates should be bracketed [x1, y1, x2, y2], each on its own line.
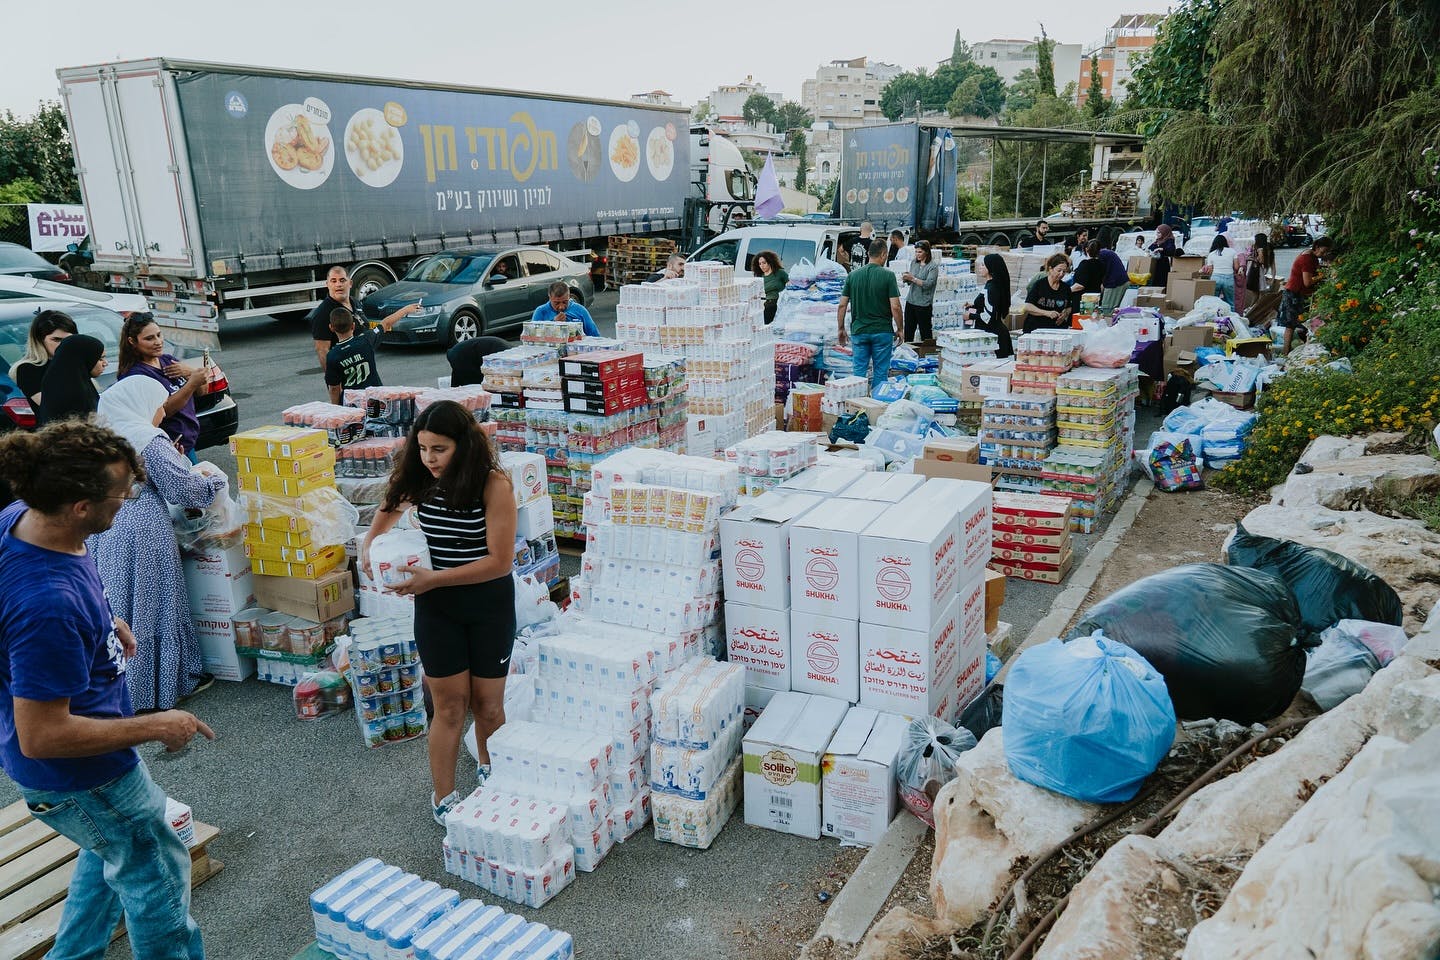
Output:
[845, 397, 890, 421]
[1171, 255, 1205, 281]
[1136, 293, 1167, 309]
[1163, 347, 1198, 377]
[1228, 337, 1273, 361]
[1211, 389, 1256, 410]
[913, 458, 993, 484]
[922, 437, 980, 463]
[1172, 325, 1215, 349]
[253, 568, 354, 622]
[1167, 277, 1216, 312]
[960, 359, 1015, 401]
[984, 568, 1006, 634]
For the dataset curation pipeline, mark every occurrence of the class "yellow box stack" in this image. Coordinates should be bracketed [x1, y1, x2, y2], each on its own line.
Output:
[230, 427, 347, 580]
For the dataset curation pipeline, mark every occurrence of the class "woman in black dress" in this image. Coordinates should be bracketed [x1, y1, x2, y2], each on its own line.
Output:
[970, 253, 1014, 358]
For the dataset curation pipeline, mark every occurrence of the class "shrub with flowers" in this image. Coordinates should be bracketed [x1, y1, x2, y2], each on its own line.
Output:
[1214, 153, 1440, 493]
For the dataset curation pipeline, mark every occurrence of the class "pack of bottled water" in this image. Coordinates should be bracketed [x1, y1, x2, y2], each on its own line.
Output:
[309, 858, 573, 959]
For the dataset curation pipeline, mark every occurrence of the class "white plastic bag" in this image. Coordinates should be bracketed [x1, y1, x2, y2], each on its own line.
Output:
[370, 527, 431, 589]
[1081, 321, 1138, 368]
[1320, 620, 1408, 666]
[514, 572, 555, 629]
[896, 716, 977, 827]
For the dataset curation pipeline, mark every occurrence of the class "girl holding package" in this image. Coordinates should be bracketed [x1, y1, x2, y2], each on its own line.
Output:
[362, 400, 518, 825]
[89, 377, 224, 710]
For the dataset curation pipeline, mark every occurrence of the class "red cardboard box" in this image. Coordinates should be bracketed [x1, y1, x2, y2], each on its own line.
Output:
[988, 554, 1074, 584]
[561, 350, 644, 380]
[564, 388, 649, 416]
[561, 372, 646, 399]
[991, 492, 1074, 531]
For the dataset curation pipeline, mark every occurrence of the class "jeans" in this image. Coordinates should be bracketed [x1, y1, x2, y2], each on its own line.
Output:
[1212, 274, 1235, 308]
[17, 761, 204, 960]
[850, 332, 895, 391]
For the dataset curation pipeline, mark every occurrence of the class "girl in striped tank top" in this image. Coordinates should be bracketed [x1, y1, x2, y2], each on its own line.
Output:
[361, 400, 517, 824]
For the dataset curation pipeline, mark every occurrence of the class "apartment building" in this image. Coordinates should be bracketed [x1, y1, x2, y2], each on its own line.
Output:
[1077, 13, 1163, 106]
[800, 57, 902, 127]
[971, 38, 1082, 95]
[630, 90, 680, 106]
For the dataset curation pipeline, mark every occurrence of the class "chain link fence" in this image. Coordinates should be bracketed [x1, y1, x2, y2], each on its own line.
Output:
[0, 205, 34, 249]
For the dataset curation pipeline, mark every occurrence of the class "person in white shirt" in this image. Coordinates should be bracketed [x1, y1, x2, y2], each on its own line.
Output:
[1205, 235, 1238, 308]
[1069, 228, 1090, 270]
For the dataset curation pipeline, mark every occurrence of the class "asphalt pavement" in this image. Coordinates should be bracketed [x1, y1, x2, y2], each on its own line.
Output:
[0, 279, 1190, 959]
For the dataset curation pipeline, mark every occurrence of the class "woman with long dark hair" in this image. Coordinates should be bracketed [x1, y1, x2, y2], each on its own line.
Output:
[361, 400, 518, 824]
[1147, 223, 1177, 290]
[9, 309, 78, 406]
[118, 316, 209, 463]
[36, 334, 106, 426]
[901, 240, 939, 343]
[970, 253, 1014, 358]
[1239, 232, 1275, 313]
[1206, 234, 1237, 307]
[752, 249, 788, 325]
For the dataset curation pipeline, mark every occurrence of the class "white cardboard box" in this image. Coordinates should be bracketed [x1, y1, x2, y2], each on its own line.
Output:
[789, 499, 891, 620]
[950, 479, 994, 582]
[501, 451, 547, 505]
[822, 707, 910, 846]
[953, 576, 989, 719]
[858, 595, 961, 720]
[790, 610, 860, 703]
[856, 482, 964, 630]
[182, 543, 257, 682]
[836, 472, 927, 504]
[192, 617, 255, 682]
[743, 684, 779, 731]
[779, 466, 866, 497]
[744, 691, 850, 838]
[719, 490, 824, 611]
[725, 601, 792, 691]
[516, 495, 555, 540]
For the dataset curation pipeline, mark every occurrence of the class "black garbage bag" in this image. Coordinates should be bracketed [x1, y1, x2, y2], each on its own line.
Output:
[1226, 522, 1404, 633]
[958, 682, 1004, 741]
[1072, 563, 1309, 723]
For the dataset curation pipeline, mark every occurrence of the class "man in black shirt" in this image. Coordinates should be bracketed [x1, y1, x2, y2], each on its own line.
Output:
[1020, 219, 1051, 249]
[446, 336, 514, 387]
[325, 309, 382, 403]
[308, 264, 419, 377]
[886, 230, 905, 264]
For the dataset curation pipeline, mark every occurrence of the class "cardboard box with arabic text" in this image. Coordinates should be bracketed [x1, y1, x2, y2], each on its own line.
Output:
[858, 594, 961, 720]
[719, 490, 825, 611]
[725, 601, 792, 692]
[790, 610, 860, 703]
[821, 707, 909, 846]
[744, 691, 850, 838]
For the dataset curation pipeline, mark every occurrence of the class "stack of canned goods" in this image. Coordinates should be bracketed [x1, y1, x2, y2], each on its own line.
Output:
[346, 617, 428, 748]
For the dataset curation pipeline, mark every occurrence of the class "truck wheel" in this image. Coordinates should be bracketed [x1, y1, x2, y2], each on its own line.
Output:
[960, 233, 983, 246]
[988, 233, 1011, 246]
[446, 310, 481, 346]
[568, 287, 585, 306]
[349, 265, 395, 303]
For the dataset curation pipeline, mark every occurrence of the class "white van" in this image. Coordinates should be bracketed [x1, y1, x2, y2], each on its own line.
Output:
[688, 223, 865, 275]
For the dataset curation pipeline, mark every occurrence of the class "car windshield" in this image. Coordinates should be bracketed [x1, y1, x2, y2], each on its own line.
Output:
[403, 253, 493, 284]
[0, 246, 49, 269]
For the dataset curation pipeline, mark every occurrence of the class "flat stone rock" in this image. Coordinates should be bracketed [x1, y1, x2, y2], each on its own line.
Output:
[1183, 729, 1440, 960]
[1275, 454, 1440, 512]
[928, 730, 1100, 929]
[1033, 834, 1184, 960]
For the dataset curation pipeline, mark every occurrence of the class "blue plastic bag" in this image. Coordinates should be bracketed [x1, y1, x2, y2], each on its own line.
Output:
[1002, 632, 1177, 803]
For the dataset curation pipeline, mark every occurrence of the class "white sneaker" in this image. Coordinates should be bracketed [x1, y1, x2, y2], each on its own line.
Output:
[431, 790, 460, 826]
[476, 763, 492, 786]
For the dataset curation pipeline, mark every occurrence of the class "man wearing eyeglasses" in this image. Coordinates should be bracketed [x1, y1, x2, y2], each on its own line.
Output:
[0, 420, 214, 960]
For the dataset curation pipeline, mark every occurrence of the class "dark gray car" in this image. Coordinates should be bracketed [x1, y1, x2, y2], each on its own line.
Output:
[361, 246, 594, 346]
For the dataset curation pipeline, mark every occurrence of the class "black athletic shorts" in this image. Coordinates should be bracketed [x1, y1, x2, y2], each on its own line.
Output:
[413, 575, 517, 679]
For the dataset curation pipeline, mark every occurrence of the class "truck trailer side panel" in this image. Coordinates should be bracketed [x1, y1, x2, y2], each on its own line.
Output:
[164, 66, 687, 275]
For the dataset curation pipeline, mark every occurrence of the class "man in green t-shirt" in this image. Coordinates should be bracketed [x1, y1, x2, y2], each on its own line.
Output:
[837, 238, 903, 390]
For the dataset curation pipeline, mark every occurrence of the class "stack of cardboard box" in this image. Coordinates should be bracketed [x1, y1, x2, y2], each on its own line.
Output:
[989, 492, 1074, 584]
[980, 394, 1057, 493]
[1165, 255, 1216, 312]
[560, 350, 648, 416]
[913, 437, 989, 484]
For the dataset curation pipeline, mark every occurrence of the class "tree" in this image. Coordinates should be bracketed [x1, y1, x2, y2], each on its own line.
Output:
[1034, 27, 1056, 99]
[0, 177, 42, 229]
[1084, 56, 1110, 118]
[691, 99, 715, 124]
[951, 30, 972, 65]
[1147, 0, 1440, 227]
[947, 70, 1006, 119]
[0, 102, 79, 204]
[738, 148, 765, 175]
[810, 178, 838, 211]
[880, 69, 931, 121]
[1124, 0, 1223, 129]
[742, 93, 777, 127]
[772, 102, 813, 134]
[1005, 69, 1042, 116]
[882, 63, 1005, 121]
[991, 96, 1090, 217]
[789, 132, 808, 191]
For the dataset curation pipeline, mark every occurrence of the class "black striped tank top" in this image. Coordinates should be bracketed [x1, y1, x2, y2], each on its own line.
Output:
[415, 489, 489, 569]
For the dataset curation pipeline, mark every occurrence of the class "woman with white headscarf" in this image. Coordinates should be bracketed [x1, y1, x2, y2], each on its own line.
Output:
[88, 377, 226, 710]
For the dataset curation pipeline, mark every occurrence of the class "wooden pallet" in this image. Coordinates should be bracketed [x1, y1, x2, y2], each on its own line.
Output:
[0, 800, 222, 960]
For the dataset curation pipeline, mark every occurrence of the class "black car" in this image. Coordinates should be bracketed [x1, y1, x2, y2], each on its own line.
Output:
[0, 242, 70, 281]
[360, 245, 595, 346]
[0, 300, 239, 449]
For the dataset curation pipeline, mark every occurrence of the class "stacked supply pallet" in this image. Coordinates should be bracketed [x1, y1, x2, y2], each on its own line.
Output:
[231, 426, 354, 685]
[980, 393, 1056, 493]
[346, 616, 428, 748]
[1011, 330, 1082, 396]
[482, 345, 560, 421]
[605, 235, 679, 289]
[989, 492, 1075, 583]
[936, 330, 999, 399]
[1042, 366, 1140, 533]
[614, 266, 774, 452]
[1064, 179, 1139, 218]
[560, 350, 648, 416]
[648, 659, 747, 849]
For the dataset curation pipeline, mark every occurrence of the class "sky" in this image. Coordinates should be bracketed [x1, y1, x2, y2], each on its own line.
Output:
[3, 0, 1173, 117]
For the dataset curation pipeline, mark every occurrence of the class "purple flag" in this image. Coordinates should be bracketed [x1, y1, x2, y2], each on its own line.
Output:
[755, 155, 784, 219]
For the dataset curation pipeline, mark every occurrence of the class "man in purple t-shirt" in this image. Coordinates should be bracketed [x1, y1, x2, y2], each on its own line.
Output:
[0, 420, 214, 960]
